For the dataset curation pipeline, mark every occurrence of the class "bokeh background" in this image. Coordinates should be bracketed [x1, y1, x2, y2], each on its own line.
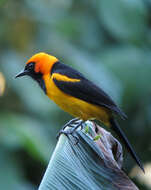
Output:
[0, 0, 151, 189]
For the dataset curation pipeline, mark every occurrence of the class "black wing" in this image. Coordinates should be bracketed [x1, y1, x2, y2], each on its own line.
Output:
[52, 62, 127, 119]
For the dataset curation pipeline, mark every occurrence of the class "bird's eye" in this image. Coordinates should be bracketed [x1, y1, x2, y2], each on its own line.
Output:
[26, 62, 35, 71]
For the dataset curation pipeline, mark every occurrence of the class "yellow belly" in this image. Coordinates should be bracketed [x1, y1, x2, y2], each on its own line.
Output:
[43, 74, 110, 125]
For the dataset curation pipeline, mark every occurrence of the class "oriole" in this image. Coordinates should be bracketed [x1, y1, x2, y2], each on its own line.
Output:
[15, 52, 144, 172]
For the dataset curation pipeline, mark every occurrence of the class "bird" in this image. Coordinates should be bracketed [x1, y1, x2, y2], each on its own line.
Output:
[15, 52, 144, 172]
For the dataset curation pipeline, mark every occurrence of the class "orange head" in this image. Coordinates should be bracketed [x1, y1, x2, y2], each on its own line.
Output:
[15, 52, 59, 93]
[16, 52, 58, 77]
[27, 52, 58, 75]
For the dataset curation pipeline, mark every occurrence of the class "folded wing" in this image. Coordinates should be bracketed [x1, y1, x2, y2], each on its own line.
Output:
[52, 62, 127, 119]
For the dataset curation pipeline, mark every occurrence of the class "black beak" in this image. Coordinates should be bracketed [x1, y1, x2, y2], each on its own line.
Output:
[15, 70, 29, 78]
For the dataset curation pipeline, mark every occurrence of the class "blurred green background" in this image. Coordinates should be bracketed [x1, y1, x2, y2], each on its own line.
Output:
[0, 0, 151, 189]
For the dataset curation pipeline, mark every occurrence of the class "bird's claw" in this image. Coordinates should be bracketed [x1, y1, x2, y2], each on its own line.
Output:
[56, 118, 80, 140]
[56, 118, 85, 144]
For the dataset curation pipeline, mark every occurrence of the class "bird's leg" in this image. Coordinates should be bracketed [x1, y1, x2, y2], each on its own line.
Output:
[70, 120, 85, 134]
[80, 121, 86, 130]
[56, 118, 80, 139]
[56, 120, 85, 144]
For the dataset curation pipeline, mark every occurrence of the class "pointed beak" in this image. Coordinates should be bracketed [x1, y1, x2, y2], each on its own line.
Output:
[15, 70, 29, 78]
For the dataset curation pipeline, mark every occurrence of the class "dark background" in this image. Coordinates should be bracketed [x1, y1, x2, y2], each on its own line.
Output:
[0, 0, 151, 189]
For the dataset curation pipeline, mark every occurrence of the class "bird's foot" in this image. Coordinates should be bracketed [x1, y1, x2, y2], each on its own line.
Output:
[62, 118, 81, 130]
[56, 119, 85, 145]
[56, 118, 80, 139]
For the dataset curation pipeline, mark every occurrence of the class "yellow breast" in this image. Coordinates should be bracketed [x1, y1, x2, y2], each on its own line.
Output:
[43, 74, 110, 125]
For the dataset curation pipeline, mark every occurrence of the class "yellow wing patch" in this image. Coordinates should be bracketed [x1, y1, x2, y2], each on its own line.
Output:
[43, 73, 110, 124]
[52, 73, 80, 82]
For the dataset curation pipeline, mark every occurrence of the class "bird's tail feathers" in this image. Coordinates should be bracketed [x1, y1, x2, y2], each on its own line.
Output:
[110, 118, 144, 173]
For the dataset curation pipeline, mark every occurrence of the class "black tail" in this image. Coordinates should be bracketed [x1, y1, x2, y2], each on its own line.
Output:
[110, 118, 144, 173]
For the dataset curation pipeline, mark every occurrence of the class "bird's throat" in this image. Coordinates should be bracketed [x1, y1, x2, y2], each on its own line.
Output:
[36, 78, 46, 93]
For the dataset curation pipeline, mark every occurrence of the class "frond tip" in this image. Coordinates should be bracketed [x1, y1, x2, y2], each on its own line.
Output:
[38, 121, 139, 190]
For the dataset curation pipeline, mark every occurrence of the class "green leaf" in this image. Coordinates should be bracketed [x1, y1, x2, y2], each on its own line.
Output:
[84, 125, 89, 134]
[93, 134, 102, 141]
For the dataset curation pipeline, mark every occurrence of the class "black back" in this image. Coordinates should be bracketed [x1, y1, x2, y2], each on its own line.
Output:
[51, 62, 127, 119]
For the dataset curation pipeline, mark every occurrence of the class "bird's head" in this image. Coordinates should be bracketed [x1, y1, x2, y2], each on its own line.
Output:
[15, 52, 58, 93]
[15, 52, 58, 79]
